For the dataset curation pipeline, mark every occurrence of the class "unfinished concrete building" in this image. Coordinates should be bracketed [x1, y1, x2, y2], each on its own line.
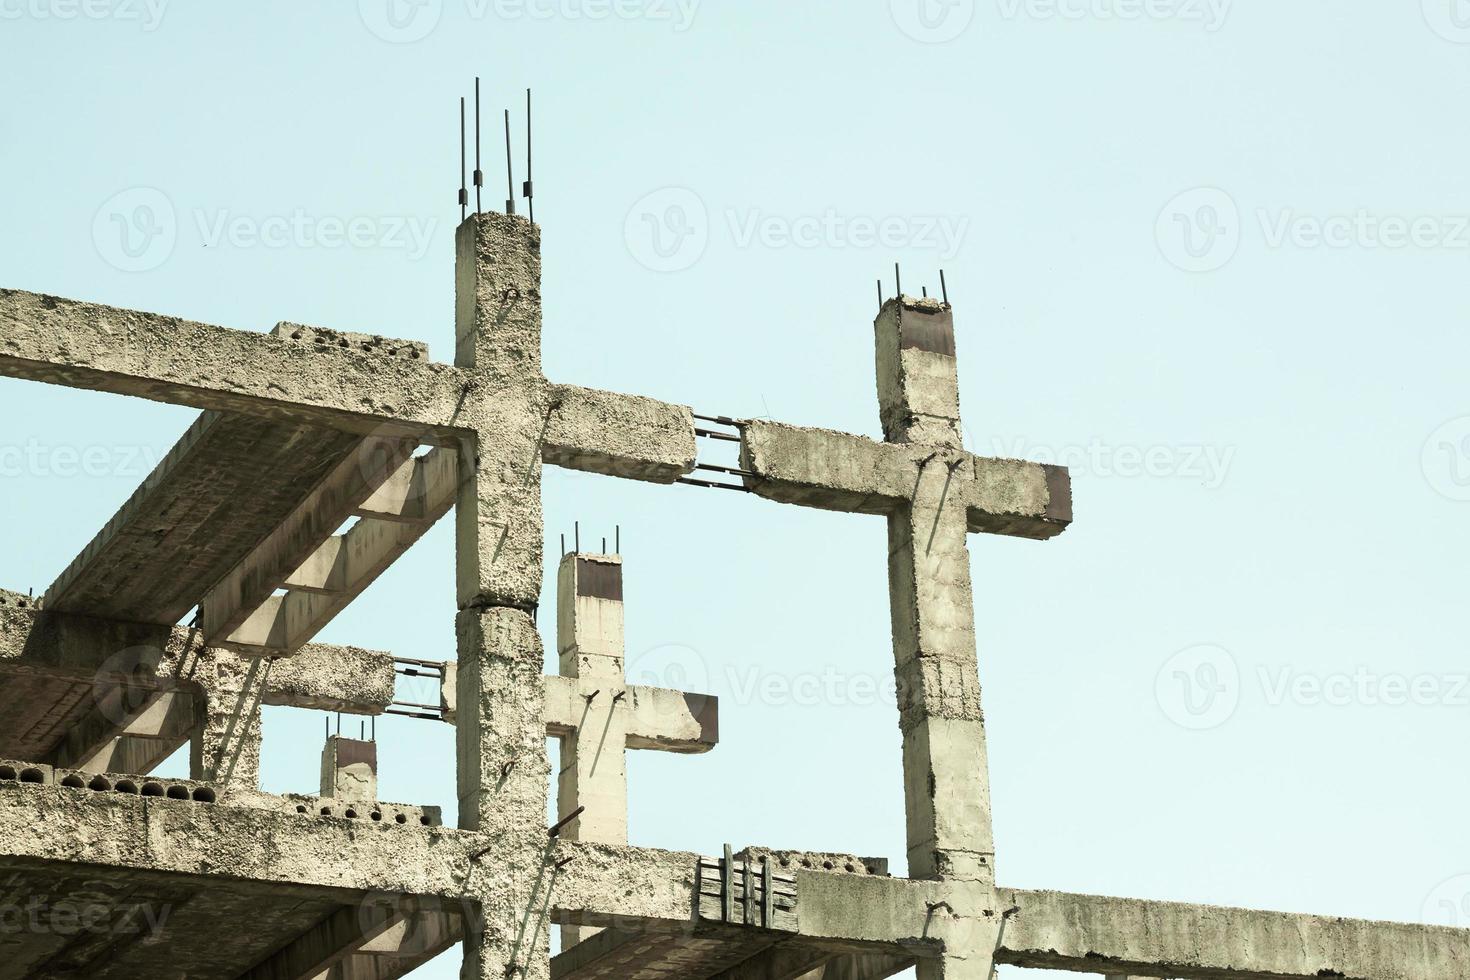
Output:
[0, 208, 1466, 978]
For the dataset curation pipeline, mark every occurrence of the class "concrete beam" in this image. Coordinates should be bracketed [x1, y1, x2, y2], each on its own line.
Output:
[995, 888, 1470, 979]
[203, 436, 418, 651]
[0, 602, 395, 711]
[544, 384, 696, 484]
[549, 843, 1470, 979]
[0, 288, 465, 435]
[241, 901, 462, 980]
[0, 601, 395, 765]
[240, 902, 403, 980]
[965, 456, 1072, 541]
[706, 943, 835, 980]
[0, 782, 470, 898]
[543, 676, 717, 754]
[1, 292, 705, 492]
[75, 733, 180, 775]
[740, 421, 912, 515]
[354, 448, 459, 523]
[44, 410, 364, 626]
[227, 477, 454, 655]
[796, 952, 917, 980]
[57, 690, 197, 771]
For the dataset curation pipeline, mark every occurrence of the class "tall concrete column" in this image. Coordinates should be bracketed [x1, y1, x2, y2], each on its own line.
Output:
[452, 211, 552, 980]
[875, 298, 995, 886]
[555, 551, 629, 946]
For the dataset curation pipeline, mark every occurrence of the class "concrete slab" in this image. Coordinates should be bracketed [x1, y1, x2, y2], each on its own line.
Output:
[45, 410, 362, 625]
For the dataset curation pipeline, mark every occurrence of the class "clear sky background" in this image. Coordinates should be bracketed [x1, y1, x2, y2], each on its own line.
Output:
[5, 2, 1470, 977]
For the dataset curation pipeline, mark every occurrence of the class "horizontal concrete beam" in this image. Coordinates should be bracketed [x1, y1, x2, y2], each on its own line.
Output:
[544, 675, 718, 754]
[73, 732, 183, 776]
[354, 448, 459, 524]
[242, 900, 462, 980]
[54, 689, 197, 771]
[203, 437, 418, 649]
[995, 888, 1470, 979]
[0, 288, 464, 436]
[965, 457, 1071, 541]
[44, 411, 364, 626]
[741, 421, 1072, 541]
[0, 603, 395, 711]
[550, 841, 709, 930]
[0, 782, 471, 899]
[740, 421, 911, 515]
[224, 452, 455, 655]
[545, 384, 696, 484]
[2, 292, 707, 490]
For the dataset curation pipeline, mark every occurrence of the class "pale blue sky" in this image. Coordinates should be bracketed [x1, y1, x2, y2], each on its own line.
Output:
[5, 2, 1470, 977]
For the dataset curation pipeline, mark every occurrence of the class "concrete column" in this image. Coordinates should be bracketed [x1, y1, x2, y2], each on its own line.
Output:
[555, 552, 629, 946]
[874, 297, 963, 449]
[453, 212, 545, 613]
[452, 211, 552, 980]
[875, 298, 994, 884]
[320, 735, 377, 800]
[190, 653, 269, 792]
[455, 607, 552, 980]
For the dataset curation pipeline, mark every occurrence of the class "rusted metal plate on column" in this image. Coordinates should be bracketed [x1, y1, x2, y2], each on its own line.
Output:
[576, 559, 624, 602]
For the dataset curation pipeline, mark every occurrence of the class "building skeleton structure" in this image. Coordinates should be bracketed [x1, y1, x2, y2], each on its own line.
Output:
[0, 206, 1465, 978]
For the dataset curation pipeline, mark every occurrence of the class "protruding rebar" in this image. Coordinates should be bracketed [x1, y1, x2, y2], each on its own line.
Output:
[524, 88, 534, 223]
[458, 98, 468, 221]
[895, 263, 902, 300]
[678, 476, 753, 493]
[473, 78, 484, 214]
[697, 463, 757, 478]
[940, 269, 949, 306]
[504, 109, 516, 215]
[548, 805, 586, 838]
